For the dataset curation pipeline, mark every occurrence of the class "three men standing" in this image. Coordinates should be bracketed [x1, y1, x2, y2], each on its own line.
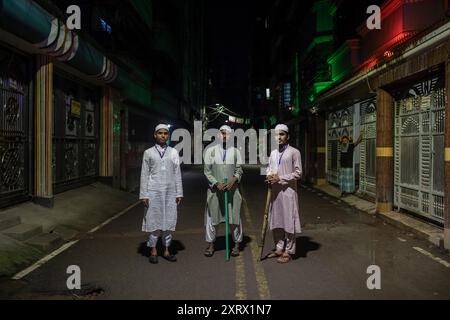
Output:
[203, 125, 244, 258]
[140, 124, 183, 264]
[139, 123, 302, 265]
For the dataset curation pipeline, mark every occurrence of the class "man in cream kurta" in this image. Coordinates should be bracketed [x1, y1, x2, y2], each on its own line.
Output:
[140, 124, 183, 264]
[266, 124, 302, 264]
[203, 125, 244, 257]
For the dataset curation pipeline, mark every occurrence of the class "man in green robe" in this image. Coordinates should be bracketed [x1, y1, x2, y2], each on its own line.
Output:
[203, 125, 244, 257]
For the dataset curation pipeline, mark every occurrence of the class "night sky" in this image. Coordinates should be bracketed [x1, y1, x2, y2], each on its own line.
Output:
[206, 0, 258, 117]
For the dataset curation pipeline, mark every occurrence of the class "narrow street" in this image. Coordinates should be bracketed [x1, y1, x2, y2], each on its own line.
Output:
[3, 166, 450, 300]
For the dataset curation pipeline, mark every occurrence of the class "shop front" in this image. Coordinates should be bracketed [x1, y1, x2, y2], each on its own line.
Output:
[393, 73, 446, 224]
[52, 73, 100, 193]
[0, 46, 30, 208]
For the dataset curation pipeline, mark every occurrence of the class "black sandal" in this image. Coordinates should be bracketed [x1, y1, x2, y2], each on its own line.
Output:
[231, 245, 240, 257]
[204, 245, 214, 257]
[149, 254, 158, 264]
[163, 254, 177, 262]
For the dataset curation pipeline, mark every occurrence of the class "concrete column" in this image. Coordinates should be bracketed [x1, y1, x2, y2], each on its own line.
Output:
[34, 55, 53, 207]
[444, 61, 450, 250]
[314, 112, 327, 186]
[99, 87, 114, 185]
[375, 88, 394, 213]
[306, 113, 317, 184]
[120, 108, 128, 190]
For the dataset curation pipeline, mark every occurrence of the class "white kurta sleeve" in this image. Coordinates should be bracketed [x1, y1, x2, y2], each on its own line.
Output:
[279, 149, 302, 183]
[204, 148, 218, 188]
[266, 151, 275, 176]
[233, 149, 243, 182]
[173, 149, 183, 198]
[139, 150, 150, 200]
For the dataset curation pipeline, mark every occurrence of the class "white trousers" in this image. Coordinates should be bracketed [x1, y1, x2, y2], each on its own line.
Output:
[273, 228, 296, 255]
[147, 230, 173, 248]
[205, 214, 243, 243]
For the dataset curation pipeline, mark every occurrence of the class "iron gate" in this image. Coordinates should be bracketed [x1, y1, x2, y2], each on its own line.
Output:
[0, 50, 29, 207]
[327, 107, 353, 185]
[53, 74, 99, 193]
[359, 98, 377, 198]
[394, 75, 445, 223]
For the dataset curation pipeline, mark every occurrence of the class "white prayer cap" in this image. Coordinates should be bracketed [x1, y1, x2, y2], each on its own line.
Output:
[275, 124, 289, 133]
[154, 124, 169, 133]
[219, 125, 233, 132]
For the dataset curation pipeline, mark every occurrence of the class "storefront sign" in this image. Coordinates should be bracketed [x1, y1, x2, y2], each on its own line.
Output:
[71, 100, 81, 117]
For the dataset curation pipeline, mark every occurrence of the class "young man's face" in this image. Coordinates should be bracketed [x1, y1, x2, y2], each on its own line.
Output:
[342, 137, 349, 144]
[154, 129, 169, 145]
[220, 130, 231, 143]
[276, 130, 289, 145]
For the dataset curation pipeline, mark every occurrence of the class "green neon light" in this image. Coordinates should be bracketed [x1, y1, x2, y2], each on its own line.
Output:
[314, 81, 333, 94]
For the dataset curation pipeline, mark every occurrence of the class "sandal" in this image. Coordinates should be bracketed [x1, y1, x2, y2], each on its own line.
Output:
[204, 244, 214, 257]
[266, 250, 283, 259]
[277, 254, 292, 264]
[149, 254, 158, 264]
[162, 254, 177, 262]
[231, 245, 240, 257]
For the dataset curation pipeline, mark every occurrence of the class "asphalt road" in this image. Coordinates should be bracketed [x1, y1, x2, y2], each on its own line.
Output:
[2, 166, 450, 300]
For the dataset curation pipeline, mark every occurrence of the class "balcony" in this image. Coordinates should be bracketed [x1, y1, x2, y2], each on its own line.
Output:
[357, 0, 446, 63]
[327, 39, 361, 83]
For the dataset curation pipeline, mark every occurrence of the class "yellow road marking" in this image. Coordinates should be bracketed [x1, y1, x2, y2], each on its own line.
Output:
[242, 196, 271, 300]
[234, 255, 247, 300]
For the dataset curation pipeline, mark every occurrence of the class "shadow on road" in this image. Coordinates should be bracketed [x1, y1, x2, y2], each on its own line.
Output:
[293, 236, 321, 260]
[211, 235, 251, 252]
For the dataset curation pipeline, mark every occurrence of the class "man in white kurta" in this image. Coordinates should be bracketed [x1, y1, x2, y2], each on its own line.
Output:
[203, 125, 244, 257]
[140, 124, 183, 264]
[266, 124, 302, 263]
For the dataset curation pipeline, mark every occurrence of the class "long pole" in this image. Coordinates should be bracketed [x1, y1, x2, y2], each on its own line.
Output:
[224, 178, 230, 261]
[259, 186, 272, 261]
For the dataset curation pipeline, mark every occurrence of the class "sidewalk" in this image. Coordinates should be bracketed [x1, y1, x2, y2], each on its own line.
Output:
[0, 183, 138, 277]
[313, 183, 445, 250]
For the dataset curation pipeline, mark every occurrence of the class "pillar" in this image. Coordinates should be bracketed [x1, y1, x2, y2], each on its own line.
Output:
[99, 87, 114, 185]
[444, 61, 450, 250]
[375, 88, 394, 213]
[34, 55, 53, 207]
[315, 112, 327, 186]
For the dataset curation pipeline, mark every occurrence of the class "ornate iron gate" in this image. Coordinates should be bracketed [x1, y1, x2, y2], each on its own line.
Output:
[394, 75, 445, 223]
[359, 98, 377, 198]
[327, 107, 353, 185]
[53, 74, 99, 193]
[0, 51, 29, 207]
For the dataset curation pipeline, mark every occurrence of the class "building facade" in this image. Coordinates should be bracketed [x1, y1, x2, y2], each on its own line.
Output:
[310, 0, 450, 249]
[252, 0, 450, 249]
[0, 0, 205, 208]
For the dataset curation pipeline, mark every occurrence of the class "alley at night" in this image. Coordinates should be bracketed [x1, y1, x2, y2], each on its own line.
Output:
[1, 0, 450, 303]
[1, 166, 450, 300]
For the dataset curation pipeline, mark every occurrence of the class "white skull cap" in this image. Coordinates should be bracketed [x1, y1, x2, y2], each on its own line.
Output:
[219, 125, 232, 132]
[275, 124, 289, 133]
[154, 124, 169, 133]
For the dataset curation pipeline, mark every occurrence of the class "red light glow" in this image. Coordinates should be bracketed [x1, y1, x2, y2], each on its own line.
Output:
[384, 50, 394, 58]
